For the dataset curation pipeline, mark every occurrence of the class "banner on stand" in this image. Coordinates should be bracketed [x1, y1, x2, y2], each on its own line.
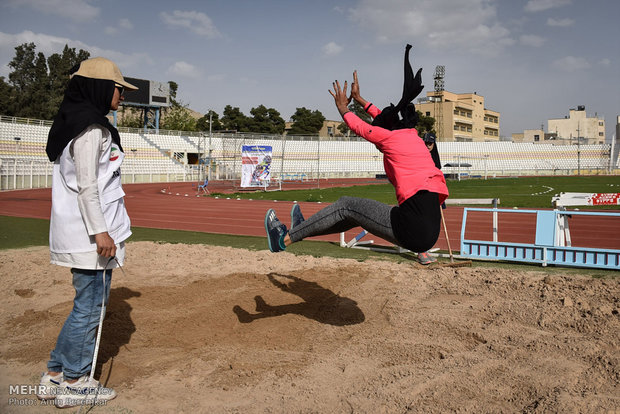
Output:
[241, 145, 272, 188]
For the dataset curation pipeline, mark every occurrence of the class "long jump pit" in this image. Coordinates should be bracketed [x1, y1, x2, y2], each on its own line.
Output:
[0, 242, 618, 413]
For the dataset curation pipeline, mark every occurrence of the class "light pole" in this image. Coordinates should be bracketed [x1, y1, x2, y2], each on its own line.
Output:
[576, 123, 581, 176]
[13, 137, 21, 189]
[208, 111, 213, 181]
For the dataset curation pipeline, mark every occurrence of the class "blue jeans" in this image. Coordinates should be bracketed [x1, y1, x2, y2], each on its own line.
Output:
[47, 268, 112, 380]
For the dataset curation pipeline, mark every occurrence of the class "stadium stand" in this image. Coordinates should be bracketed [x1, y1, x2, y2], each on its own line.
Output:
[0, 115, 615, 190]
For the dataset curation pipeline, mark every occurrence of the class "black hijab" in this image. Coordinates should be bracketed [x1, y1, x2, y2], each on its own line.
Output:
[46, 75, 122, 161]
[372, 44, 424, 131]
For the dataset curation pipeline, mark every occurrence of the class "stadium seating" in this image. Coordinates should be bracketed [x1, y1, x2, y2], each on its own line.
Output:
[0, 115, 615, 190]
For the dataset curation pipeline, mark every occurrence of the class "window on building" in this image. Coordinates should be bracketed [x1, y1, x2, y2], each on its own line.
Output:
[454, 124, 459, 130]
[327, 126, 333, 136]
[467, 127, 472, 132]
[599, 132, 604, 136]
[461, 126, 466, 131]
[484, 130, 488, 135]
[454, 109, 459, 115]
[467, 112, 472, 118]
[484, 117, 488, 122]
[426, 112, 431, 116]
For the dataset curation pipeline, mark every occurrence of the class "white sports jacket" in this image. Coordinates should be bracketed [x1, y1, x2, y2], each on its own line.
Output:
[49, 125, 131, 269]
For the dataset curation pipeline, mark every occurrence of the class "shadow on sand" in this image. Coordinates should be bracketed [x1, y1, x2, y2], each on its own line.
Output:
[233, 273, 365, 326]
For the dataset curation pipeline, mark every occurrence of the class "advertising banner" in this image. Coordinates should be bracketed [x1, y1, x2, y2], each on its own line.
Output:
[241, 145, 272, 188]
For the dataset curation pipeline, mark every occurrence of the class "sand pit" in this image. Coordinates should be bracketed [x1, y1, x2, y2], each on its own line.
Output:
[1, 242, 618, 413]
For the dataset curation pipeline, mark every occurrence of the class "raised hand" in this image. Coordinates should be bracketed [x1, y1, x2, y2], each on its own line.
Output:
[351, 71, 360, 100]
[329, 80, 351, 116]
[350, 70, 368, 108]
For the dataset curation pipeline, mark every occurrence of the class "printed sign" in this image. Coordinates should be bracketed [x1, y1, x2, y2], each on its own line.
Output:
[589, 193, 620, 205]
[241, 145, 272, 188]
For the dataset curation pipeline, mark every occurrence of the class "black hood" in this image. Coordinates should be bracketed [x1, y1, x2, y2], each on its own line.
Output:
[372, 44, 423, 131]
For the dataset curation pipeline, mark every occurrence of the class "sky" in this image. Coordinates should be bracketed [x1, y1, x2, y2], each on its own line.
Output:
[0, 0, 618, 141]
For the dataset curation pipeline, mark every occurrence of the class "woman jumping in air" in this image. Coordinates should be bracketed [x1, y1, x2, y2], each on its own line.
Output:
[265, 45, 448, 256]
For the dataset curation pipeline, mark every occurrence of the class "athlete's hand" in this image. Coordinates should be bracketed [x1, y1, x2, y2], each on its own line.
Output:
[95, 232, 116, 258]
[329, 80, 350, 116]
[350, 70, 368, 108]
[351, 71, 361, 101]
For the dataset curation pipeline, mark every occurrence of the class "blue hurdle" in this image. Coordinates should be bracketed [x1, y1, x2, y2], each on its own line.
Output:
[460, 208, 620, 270]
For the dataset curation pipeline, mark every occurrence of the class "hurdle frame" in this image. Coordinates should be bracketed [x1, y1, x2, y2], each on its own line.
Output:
[460, 208, 620, 270]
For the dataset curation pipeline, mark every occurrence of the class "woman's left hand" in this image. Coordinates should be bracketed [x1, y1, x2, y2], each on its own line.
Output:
[329, 80, 351, 116]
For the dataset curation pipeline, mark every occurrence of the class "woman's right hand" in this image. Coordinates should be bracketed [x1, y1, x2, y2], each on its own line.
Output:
[329, 80, 351, 117]
[95, 231, 116, 258]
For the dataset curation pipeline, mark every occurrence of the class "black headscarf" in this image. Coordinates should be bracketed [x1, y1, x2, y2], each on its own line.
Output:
[372, 44, 424, 131]
[46, 75, 122, 161]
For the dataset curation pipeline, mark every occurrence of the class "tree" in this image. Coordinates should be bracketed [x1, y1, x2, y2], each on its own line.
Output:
[47, 45, 90, 115]
[0, 77, 14, 115]
[247, 105, 285, 134]
[288, 107, 325, 136]
[29, 52, 51, 119]
[159, 80, 198, 131]
[220, 105, 249, 132]
[2, 42, 89, 119]
[196, 110, 222, 131]
[415, 111, 436, 135]
[7, 43, 38, 117]
[117, 106, 143, 128]
[168, 81, 179, 107]
[160, 105, 197, 131]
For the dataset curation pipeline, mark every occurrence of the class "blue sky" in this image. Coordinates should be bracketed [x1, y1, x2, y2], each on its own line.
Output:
[0, 0, 618, 140]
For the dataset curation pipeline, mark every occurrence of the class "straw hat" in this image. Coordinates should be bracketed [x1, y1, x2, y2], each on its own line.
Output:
[72, 57, 138, 90]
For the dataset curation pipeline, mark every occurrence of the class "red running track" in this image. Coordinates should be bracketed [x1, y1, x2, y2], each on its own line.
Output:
[0, 181, 618, 252]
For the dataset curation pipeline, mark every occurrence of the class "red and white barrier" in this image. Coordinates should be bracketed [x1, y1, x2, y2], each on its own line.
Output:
[552, 192, 620, 207]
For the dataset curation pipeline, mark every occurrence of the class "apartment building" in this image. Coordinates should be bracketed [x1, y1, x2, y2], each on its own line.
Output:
[416, 91, 500, 142]
[512, 129, 558, 143]
[548, 106, 606, 145]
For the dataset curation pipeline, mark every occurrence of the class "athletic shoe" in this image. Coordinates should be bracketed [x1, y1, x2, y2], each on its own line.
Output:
[54, 376, 117, 408]
[290, 203, 305, 230]
[265, 209, 288, 252]
[36, 372, 63, 400]
[417, 251, 436, 265]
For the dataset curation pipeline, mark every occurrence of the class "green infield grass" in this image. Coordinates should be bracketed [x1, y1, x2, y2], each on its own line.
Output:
[2, 173, 618, 279]
[211, 175, 620, 208]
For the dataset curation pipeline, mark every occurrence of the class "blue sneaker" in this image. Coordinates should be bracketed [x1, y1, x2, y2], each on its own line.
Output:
[265, 209, 287, 252]
[290, 203, 305, 230]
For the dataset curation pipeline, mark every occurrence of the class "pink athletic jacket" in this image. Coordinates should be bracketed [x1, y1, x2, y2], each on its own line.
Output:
[343, 104, 449, 205]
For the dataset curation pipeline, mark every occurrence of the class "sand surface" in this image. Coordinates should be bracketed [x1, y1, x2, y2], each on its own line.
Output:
[1, 242, 618, 413]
